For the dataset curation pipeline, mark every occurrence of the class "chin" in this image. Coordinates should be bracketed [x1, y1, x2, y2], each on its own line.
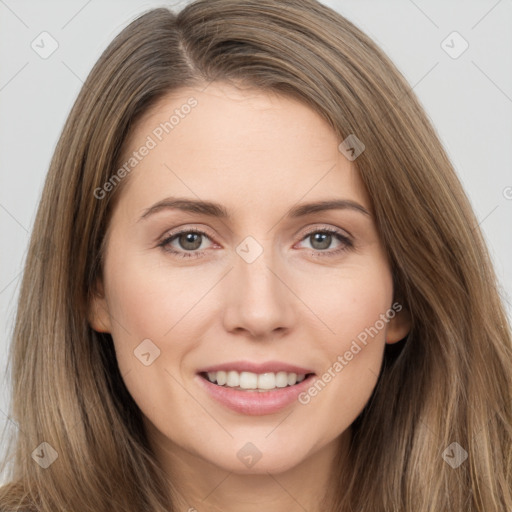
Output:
[201, 440, 313, 475]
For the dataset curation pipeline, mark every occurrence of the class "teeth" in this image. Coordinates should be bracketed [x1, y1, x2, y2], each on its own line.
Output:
[239, 371, 258, 389]
[227, 370, 239, 387]
[204, 370, 308, 390]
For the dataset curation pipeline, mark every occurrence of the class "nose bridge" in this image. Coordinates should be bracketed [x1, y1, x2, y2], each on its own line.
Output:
[222, 234, 296, 336]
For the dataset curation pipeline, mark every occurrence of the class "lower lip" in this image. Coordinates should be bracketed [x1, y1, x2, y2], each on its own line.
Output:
[196, 373, 316, 415]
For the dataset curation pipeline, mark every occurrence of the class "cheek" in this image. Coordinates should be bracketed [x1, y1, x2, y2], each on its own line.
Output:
[295, 261, 393, 431]
[101, 253, 214, 425]
[296, 257, 393, 350]
[104, 251, 212, 338]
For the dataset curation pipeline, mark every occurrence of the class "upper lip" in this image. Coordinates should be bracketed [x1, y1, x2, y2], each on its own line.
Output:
[197, 360, 315, 375]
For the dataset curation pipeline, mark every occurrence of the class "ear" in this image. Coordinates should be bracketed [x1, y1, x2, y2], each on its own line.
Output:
[88, 276, 112, 333]
[386, 305, 411, 344]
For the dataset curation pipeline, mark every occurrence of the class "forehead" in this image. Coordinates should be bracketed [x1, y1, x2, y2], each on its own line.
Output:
[114, 82, 371, 219]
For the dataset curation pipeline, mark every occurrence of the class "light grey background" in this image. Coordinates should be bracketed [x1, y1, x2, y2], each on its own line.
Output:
[1, 0, 511, 465]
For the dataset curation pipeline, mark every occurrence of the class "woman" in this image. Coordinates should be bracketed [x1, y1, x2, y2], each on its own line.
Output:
[1, 0, 511, 510]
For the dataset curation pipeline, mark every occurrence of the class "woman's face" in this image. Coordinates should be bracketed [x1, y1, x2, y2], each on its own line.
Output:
[89, 82, 410, 475]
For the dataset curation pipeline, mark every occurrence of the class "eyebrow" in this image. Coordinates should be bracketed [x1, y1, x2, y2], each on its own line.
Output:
[137, 196, 370, 222]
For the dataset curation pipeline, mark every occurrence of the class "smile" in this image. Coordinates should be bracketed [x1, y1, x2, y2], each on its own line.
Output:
[196, 371, 317, 415]
[200, 370, 309, 391]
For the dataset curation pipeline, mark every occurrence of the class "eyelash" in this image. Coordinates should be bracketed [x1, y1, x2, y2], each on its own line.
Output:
[157, 226, 353, 260]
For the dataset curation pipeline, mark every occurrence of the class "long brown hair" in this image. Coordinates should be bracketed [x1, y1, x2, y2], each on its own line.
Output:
[1, 1, 511, 510]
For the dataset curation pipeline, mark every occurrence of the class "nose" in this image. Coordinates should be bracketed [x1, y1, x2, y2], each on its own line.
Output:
[222, 242, 297, 340]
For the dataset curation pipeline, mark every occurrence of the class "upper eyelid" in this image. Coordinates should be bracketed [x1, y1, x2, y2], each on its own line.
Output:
[162, 225, 217, 243]
[299, 225, 351, 238]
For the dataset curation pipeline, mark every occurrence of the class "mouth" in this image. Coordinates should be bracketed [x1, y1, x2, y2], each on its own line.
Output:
[195, 361, 317, 415]
[196, 370, 317, 415]
[198, 370, 316, 392]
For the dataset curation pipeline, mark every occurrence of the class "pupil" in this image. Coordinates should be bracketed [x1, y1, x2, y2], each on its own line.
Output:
[180, 233, 202, 250]
[311, 233, 331, 250]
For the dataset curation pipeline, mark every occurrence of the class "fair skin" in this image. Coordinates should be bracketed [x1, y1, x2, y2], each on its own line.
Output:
[89, 81, 410, 512]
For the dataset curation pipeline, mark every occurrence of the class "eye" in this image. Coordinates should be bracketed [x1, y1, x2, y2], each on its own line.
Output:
[158, 228, 215, 259]
[296, 227, 353, 257]
[158, 225, 353, 260]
